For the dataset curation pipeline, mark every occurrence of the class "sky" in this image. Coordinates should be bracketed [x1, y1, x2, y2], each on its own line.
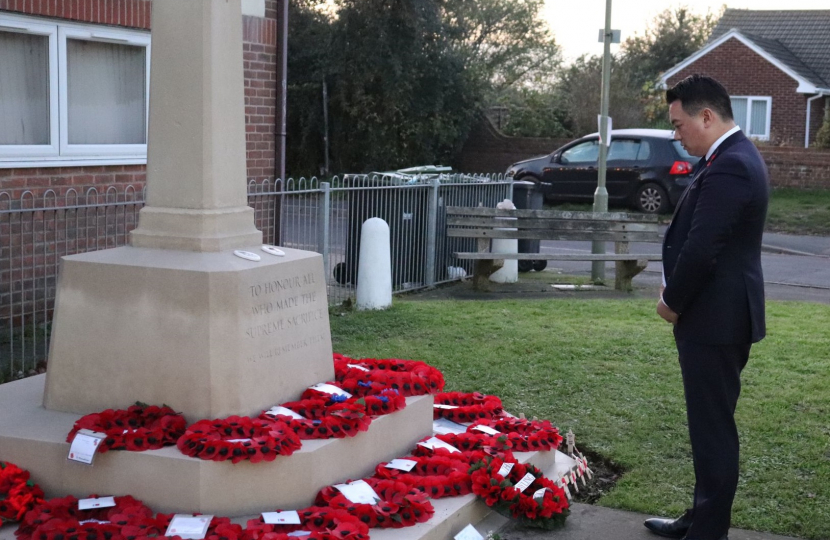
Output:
[543, 0, 829, 64]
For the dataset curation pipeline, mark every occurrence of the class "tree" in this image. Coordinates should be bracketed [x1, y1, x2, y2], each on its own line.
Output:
[285, 0, 336, 176]
[620, 6, 721, 87]
[490, 85, 570, 138]
[557, 54, 645, 136]
[440, 0, 562, 93]
[323, 0, 480, 172]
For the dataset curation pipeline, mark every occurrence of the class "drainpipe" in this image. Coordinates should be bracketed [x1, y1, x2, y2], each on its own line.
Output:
[273, 0, 288, 244]
[805, 93, 826, 148]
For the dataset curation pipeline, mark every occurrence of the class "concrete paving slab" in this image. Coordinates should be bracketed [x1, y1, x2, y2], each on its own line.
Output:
[496, 503, 802, 540]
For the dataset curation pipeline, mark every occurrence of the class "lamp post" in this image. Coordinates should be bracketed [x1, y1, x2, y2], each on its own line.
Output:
[592, 0, 616, 283]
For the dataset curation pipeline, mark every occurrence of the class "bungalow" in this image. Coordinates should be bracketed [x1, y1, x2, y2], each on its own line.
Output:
[660, 9, 830, 148]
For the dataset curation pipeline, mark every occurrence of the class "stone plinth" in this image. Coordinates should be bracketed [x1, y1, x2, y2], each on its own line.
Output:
[43, 246, 333, 421]
[129, 0, 261, 252]
[2, 375, 434, 515]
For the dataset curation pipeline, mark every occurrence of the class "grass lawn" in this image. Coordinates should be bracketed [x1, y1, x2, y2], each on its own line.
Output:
[766, 188, 830, 236]
[545, 187, 830, 236]
[330, 298, 830, 540]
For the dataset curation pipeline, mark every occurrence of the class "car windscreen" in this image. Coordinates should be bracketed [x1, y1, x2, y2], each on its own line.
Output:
[671, 140, 695, 160]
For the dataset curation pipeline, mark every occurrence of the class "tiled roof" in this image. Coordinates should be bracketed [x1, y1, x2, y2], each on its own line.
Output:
[709, 9, 830, 89]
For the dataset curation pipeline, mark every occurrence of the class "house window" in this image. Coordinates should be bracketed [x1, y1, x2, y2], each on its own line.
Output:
[731, 97, 771, 140]
[0, 14, 150, 167]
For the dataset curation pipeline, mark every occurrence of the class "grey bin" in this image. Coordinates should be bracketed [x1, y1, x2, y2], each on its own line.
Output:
[512, 181, 547, 272]
[333, 171, 432, 288]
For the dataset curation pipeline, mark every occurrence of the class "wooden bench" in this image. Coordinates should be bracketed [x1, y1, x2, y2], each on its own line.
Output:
[446, 206, 662, 291]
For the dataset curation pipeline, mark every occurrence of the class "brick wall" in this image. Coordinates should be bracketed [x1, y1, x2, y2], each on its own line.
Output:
[665, 37, 827, 147]
[0, 0, 152, 29]
[0, 0, 280, 197]
[454, 116, 570, 174]
[759, 147, 830, 189]
[0, 1, 282, 343]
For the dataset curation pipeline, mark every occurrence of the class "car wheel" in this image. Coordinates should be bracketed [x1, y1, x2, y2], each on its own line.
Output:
[518, 260, 533, 273]
[635, 183, 669, 214]
[531, 260, 547, 272]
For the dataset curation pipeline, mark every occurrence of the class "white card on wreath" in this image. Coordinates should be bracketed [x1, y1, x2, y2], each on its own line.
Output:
[532, 487, 548, 500]
[433, 404, 459, 410]
[308, 383, 352, 398]
[262, 511, 301, 525]
[287, 532, 311, 538]
[385, 458, 418, 472]
[472, 425, 501, 436]
[496, 462, 514, 477]
[68, 430, 106, 465]
[265, 406, 305, 420]
[417, 437, 460, 453]
[334, 480, 381, 505]
[346, 363, 370, 372]
[165, 515, 213, 539]
[78, 496, 116, 510]
[514, 472, 536, 493]
[432, 418, 467, 435]
[454, 524, 484, 540]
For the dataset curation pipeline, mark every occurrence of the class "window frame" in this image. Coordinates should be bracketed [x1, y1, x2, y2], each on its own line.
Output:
[0, 13, 150, 168]
[0, 17, 59, 158]
[730, 96, 772, 141]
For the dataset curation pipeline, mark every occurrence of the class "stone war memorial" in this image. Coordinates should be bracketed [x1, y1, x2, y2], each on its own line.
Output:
[0, 2, 586, 539]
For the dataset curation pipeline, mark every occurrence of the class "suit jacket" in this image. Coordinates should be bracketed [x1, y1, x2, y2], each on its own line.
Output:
[662, 130, 769, 345]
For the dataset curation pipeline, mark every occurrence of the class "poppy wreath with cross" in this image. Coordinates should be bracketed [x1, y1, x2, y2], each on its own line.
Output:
[241, 506, 370, 540]
[176, 416, 301, 464]
[469, 456, 569, 530]
[0, 461, 44, 523]
[314, 478, 434, 529]
[65, 403, 187, 453]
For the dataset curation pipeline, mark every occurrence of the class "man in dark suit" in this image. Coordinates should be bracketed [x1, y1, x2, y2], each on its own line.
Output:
[644, 75, 769, 540]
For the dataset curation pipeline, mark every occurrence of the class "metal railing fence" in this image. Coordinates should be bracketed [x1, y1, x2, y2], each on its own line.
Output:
[1, 173, 510, 380]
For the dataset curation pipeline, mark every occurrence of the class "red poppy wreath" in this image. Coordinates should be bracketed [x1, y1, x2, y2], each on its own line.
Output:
[259, 398, 371, 440]
[177, 416, 301, 463]
[15, 494, 153, 540]
[332, 354, 445, 397]
[314, 478, 434, 529]
[242, 506, 370, 540]
[0, 461, 44, 523]
[373, 454, 472, 498]
[469, 417, 563, 452]
[66, 403, 186, 453]
[433, 391, 503, 423]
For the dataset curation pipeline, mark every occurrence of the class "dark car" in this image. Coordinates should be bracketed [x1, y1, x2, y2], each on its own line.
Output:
[505, 129, 698, 214]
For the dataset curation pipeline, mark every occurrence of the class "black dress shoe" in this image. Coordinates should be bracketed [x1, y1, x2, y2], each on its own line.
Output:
[643, 511, 693, 538]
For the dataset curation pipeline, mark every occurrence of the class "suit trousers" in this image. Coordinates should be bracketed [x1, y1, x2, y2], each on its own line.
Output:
[675, 339, 751, 540]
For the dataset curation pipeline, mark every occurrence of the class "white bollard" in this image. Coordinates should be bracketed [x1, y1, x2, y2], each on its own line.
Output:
[489, 237, 518, 283]
[490, 199, 518, 283]
[356, 217, 393, 310]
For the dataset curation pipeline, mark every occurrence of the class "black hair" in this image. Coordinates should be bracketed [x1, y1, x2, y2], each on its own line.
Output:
[666, 74, 733, 121]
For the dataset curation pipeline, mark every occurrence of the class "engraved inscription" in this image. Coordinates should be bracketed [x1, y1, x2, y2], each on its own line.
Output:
[243, 270, 326, 344]
[249, 333, 328, 361]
